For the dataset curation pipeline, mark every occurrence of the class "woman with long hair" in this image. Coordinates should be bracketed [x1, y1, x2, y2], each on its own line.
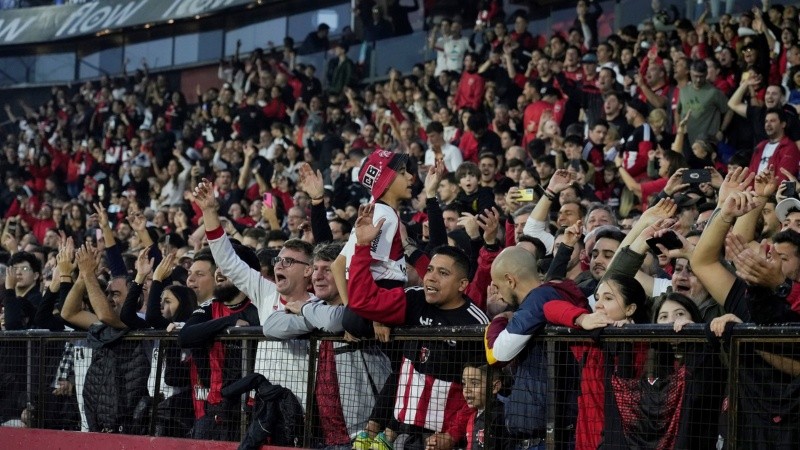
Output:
[543, 273, 650, 450]
[120, 251, 198, 437]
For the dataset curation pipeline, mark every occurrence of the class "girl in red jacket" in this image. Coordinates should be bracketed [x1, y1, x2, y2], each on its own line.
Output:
[542, 273, 650, 450]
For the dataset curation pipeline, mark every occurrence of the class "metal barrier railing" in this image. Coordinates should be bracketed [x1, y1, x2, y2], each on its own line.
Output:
[1, 324, 799, 449]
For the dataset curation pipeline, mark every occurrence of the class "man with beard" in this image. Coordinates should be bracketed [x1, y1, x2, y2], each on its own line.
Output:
[178, 241, 261, 441]
[485, 246, 587, 450]
[577, 226, 625, 303]
[748, 108, 800, 183]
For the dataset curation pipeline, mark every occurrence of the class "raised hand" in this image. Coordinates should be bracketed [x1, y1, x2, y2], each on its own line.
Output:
[476, 207, 500, 244]
[754, 165, 777, 199]
[354, 203, 385, 246]
[297, 163, 325, 200]
[640, 218, 676, 241]
[721, 191, 759, 221]
[261, 201, 278, 223]
[457, 213, 480, 239]
[128, 206, 147, 232]
[664, 169, 690, 196]
[652, 227, 694, 259]
[547, 169, 573, 194]
[504, 187, 521, 213]
[75, 244, 99, 277]
[135, 247, 154, 278]
[641, 198, 677, 224]
[153, 252, 177, 282]
[707, 166, 723, 189]
[56, 237, 76, 278]
[718, 166, 754, 206]
[1, 232, 18, 254]
[729, 237, 784, 289]
[563, 219, 583, 247]
[424, 160, 445, 199]
[192, 179, 219, 212]
[243, 142, 256, 160]
[93, 203, 110, 230]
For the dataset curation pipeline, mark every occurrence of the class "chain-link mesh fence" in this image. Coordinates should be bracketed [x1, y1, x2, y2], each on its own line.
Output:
[1, 325, 799, 449]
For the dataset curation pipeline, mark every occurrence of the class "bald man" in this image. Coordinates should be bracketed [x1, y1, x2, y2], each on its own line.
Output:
[484, 247, 588, 446]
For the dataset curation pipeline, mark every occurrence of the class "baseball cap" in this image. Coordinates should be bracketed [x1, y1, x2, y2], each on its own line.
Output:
[776, 197, 800, 221]
[358, 150, 409, 200]
[626, 98, 649, 117]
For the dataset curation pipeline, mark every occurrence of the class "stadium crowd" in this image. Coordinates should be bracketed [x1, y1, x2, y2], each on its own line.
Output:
[2, 0, 800, 448]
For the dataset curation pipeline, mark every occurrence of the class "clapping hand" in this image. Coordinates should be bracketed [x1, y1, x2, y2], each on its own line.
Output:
[354, 203, 385, 246]
[476, 207, 500, 244]
[298, 163, 325, 200]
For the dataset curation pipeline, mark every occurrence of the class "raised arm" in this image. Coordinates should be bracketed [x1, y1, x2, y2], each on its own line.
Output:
[733, 166, 776, 242]
[193, 179, 279, 313]
[129, 205, 154, 248]
[145, 252, 177, 329]
[727, 75, 759, 118]
[60, 278, 95, 330]
[238, 143, 256, 190]
[523, 169, 573, 252]
[77, 244, 127, 329]
[298, 162, 333, 243]
[346, 204, 407, 326]
[692, 171, 759, 305]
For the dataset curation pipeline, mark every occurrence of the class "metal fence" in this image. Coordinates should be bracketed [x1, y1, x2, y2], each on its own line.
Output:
[1, 324, 799, 449]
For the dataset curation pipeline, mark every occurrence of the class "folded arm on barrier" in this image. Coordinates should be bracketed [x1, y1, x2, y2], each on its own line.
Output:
[262, 301, 344, 338]
[179, 307, 241, 347]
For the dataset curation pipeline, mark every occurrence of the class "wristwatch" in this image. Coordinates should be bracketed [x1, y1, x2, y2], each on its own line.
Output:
[774, 279, 793, 298]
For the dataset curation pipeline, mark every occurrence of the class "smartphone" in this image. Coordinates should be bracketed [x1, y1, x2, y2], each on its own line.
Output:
[570, 159, 582, 171]
[784, 181, 797, 198]
[7, 219, 17, 234]
[263, 192, 274, 208]
[95, 228, 103, 241]
[682, 169, 711, 184]
[645, 231, 683, 255]
[517, 188, 535, 202]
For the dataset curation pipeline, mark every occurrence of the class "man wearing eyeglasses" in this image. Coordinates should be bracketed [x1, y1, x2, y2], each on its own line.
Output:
[193, 179, 317, 409]
[3, 252, 42, 330]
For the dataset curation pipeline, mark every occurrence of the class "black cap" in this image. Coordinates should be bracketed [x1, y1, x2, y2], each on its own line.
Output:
[626, 98, 649, 117]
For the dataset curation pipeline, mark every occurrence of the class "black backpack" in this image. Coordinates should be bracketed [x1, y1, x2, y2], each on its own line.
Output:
[222, 373, 304, 450]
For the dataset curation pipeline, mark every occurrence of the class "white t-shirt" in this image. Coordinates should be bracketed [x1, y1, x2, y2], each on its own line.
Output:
[758, 141, 780, 174]
[340, 202, 407, 283]
[424, 143, 464, 173]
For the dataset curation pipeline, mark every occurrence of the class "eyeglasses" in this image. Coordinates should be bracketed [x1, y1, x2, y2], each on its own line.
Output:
[12, 266, 32, 273]
[272, 256, 310, 268]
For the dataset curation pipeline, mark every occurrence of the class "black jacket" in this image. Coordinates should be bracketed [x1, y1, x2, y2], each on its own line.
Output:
[83, 323, 150, 433]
